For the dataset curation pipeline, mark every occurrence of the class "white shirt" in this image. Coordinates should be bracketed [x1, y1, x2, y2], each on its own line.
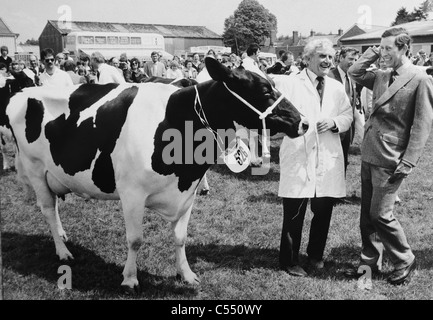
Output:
[242, 56, 267, 79]
[39, 67, 74, 87]
[166, 68, 184, 80]
[97, 63, 126, 84]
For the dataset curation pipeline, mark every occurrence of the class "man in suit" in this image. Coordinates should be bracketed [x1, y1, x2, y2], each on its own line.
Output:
[277, 38, 352, 277]
[346, 27, 433, 285]
[143, 51, 166, 78]
[328, 47, 362, 175]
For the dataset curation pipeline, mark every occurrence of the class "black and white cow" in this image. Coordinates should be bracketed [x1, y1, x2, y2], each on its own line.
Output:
[4, 58, 306, 293]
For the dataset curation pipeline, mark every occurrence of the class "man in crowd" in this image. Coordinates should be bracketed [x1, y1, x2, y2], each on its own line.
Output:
[90, 51, 126, 85]
[277, 38, 352, 277]
[328, 47, 362, 176]
[0, 46, 12, 71]
[39, 48, 73, 87]
[346, 27, 433, 285]
[143, 51, 166, 78]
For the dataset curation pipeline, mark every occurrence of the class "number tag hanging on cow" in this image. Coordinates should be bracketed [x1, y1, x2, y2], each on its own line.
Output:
[223, 137, 251, 173]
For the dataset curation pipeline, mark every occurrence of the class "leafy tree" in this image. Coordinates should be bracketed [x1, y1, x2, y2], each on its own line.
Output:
[391, 1, 432, 26]
[391, 7, 411, 26]
[222, 0, 277, 54]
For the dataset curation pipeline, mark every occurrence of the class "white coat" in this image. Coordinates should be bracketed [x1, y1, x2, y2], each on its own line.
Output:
[276, 69, 353, 198]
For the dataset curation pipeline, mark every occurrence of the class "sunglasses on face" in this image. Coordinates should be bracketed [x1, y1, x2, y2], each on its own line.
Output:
[45, 58, 54, 62]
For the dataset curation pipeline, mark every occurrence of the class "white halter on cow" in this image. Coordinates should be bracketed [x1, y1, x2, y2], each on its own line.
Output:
[3, 57, 307, 293]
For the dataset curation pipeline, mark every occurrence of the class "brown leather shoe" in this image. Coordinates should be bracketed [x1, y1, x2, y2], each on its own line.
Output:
[387, 259, 416, 285]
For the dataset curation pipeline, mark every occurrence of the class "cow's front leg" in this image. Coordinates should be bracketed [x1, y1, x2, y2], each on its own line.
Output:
[172, 203, 200, 285]
[120, 195, 146, 294]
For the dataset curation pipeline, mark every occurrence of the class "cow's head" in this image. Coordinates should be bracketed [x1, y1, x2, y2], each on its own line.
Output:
[205, 57, 306, 137]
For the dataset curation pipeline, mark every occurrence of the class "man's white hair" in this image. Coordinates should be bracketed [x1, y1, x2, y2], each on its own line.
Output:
[303, 38, 335, 62]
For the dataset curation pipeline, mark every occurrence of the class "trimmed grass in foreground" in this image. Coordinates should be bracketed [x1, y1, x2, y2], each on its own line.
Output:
[1, 132, 433, 300]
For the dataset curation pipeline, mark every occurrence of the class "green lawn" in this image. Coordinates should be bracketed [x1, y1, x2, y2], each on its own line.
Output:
[1, 132, 433, 300]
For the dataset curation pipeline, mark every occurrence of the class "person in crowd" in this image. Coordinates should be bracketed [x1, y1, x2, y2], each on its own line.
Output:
[143, 51, 166, 78]
[191, 52, 202, 72]
[229, 53, 240, 68]
[64, 60, 86, 85]
[39, 48, 73, 87]
[345, 27, 433, 285]
[0, 46, 12, 71]
[278, 38, 352, 277]
[267, 50, 286, 74]
[423, 52, 433, 67]
[258, 57, 269, 74]
[55, 53, 66, 69]
[183, 59, 198, 79]
[221, 55, 233, 69]
[90, 51, 125, 84]
[166, 60, 184, 80]
[241, 43, 269, 80]
[10, 60, 22, 73]
[129, 57, 148, 83]
[108, 57, 124, 76]
[79, 54, 91, 75]
[328, 47, 362, 176]
[412, 49, 427, 66]
[62, 48, 73, 61]
[267, 51, 299, 75]
[28, 54, 43, 85]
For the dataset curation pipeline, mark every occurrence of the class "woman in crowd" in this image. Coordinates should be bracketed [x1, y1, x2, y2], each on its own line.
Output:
[183, 59, 198, 79]
[129, 57, 148, 83]
[166, 60, 184, 80]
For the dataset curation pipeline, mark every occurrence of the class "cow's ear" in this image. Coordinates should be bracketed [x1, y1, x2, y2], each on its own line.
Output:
[206, 57, 232, 82]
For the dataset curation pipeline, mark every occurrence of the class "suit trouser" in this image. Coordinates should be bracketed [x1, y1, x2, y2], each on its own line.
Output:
[279, 197, 335, 267]
[360, 161, 415, 270]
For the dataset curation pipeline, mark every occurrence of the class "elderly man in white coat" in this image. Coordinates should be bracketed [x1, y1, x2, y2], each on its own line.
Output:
[277, 38, 353, 277]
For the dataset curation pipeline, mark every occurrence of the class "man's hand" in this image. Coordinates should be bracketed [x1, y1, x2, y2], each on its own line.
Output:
[316, 118, 336, 134]
[388, 162, 413, 184]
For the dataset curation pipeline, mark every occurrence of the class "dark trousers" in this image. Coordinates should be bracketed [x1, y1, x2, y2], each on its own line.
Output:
[340, 129, 352, 175]
[279, 197, 335, 268]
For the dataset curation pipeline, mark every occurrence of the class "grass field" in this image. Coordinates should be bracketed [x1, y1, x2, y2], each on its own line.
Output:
[1, 132, 433, 300]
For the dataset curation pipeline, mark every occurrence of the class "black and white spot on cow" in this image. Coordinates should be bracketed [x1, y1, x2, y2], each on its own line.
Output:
[45, 84, 139, 193]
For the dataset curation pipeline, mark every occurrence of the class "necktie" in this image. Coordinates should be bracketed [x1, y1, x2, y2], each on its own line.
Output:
[389, 70, 398, 86]
[316, 76, 324, 101]
[345, 73, 351, 99]
[97, 71, 100, 81]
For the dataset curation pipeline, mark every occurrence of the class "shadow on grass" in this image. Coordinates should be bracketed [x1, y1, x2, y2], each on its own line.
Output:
[2, 232, 197, 299]
[209, 162, 280, 182]
[247, 191, 282, 204]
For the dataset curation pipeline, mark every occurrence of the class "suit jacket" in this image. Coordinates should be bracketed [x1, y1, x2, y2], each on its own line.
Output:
[143, 61, 166, 78]
[348, 47, 433, 169]
[328, 66, 361, 143]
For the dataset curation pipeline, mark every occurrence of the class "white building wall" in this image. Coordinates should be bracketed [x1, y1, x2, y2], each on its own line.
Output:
[0, 35, 17, 54]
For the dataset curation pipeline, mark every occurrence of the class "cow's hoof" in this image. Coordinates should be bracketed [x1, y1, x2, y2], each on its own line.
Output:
[199, 188, 210, 196]
[58, 250, 74, 261]
[121, 283, 141, 296]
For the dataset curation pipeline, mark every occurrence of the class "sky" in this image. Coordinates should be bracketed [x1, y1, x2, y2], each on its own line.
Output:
[2, 0, 428, 43]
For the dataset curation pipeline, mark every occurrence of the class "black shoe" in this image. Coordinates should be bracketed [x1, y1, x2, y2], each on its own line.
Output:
[280, 265, 308, 277]
[387, 259, 416, 285]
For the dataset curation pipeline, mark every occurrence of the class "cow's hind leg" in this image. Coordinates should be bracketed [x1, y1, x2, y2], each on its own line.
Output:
[172, 203, 200, 285]
[120, 192, 146, 294]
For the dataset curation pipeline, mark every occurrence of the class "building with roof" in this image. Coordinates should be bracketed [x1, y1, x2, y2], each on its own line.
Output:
[0, 17, 19, 55]
[340, 19, 433, 54]
[274, 24, 386, 59]
[38, 20, 224, 61]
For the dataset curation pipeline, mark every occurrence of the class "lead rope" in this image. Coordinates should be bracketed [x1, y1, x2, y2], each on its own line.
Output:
[194, 86, 225, 156]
